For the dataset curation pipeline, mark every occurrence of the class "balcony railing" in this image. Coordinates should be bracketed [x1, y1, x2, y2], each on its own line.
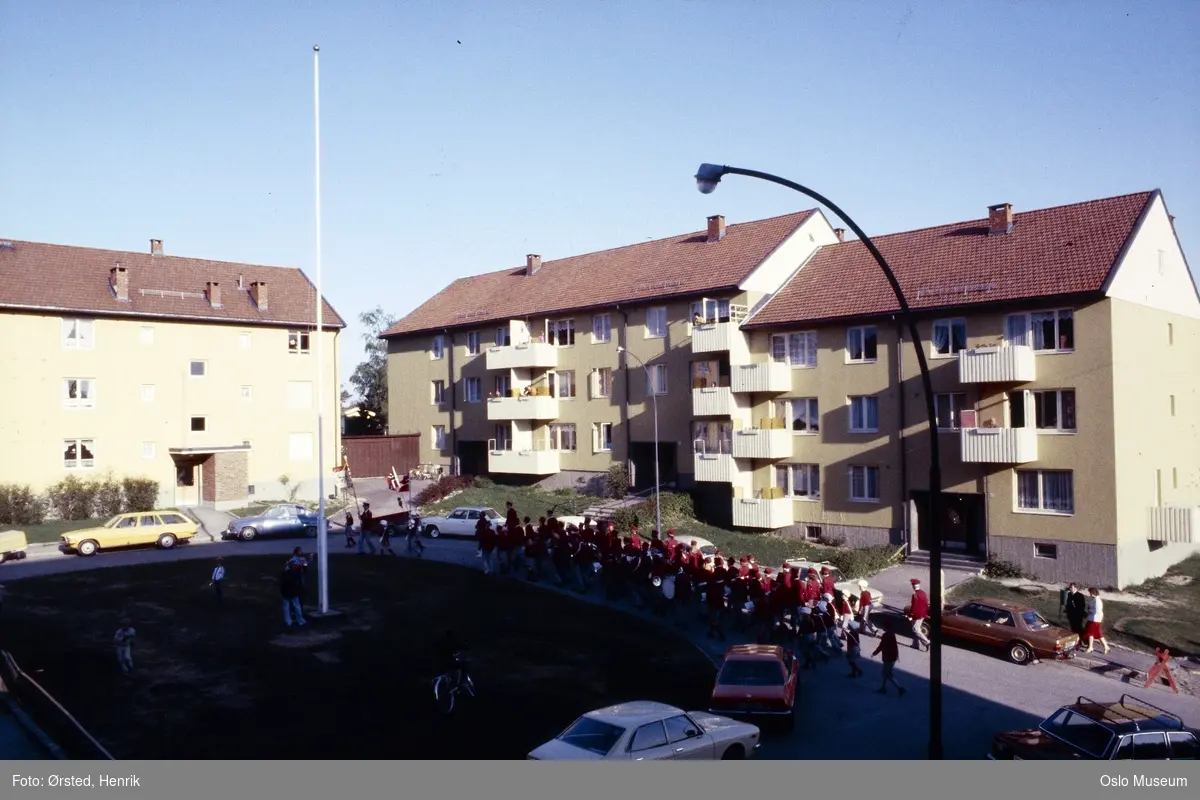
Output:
[693, 438, 735, 483]
[487, 439, 561, 475]
[486, 395, 559, 421]
[959, 426, 1038, 463]
[1147, 506, 1198, 544]
[957, 345, 1036, 384]
[691, 305, 750, 358]
[732, 428, 793, 460]
[485, 341, 558, 371]
[731, 361, 791, 393]
[732, 494, 794, 530]
[692, 386, 739, 417]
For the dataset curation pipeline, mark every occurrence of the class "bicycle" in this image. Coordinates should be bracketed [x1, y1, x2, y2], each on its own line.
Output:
[432, 653, 474, 713]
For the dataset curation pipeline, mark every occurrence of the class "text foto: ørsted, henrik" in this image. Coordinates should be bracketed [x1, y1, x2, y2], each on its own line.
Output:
[12, 774, 141, 788]
[1100, 775, 1188, 789]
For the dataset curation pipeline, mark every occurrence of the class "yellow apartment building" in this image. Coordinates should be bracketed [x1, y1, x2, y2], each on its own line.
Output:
[0, 238, 344, 511]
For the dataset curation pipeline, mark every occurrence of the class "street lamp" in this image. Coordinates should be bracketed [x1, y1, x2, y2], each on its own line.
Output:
[694, 163, 945, 760]
[617, 347, 662, 540]
[312, 45, 332, 616]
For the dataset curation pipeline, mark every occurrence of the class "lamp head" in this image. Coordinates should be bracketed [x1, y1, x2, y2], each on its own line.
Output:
[616, 346, 626, 353]
[695, 163, 726, 194]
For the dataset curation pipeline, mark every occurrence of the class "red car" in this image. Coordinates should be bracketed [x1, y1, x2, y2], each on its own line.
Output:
[707, 644, 799, 731]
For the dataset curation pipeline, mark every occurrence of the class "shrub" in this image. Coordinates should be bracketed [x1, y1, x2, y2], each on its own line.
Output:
[0, 483, 46, 526]
[46, 475, 98, 520]
[93, 473, 124, 518]
[121, 478, 161, 513]
[604, 464, 631, 499]
[984, 555, 1025, 579]
[473, 476, 496, 489]
[817, 531, 847, 548]
[414, 474, 475, 506]
[826, 545, 898, 580]
[610, 491, 696, 532]
[551, 487, 575, 496]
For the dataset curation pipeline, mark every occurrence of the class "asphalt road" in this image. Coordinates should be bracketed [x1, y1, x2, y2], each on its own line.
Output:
[3, 528, 1198, 760]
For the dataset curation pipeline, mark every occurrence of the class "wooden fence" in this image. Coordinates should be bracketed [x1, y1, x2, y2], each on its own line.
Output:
[343, 434, 421, 478]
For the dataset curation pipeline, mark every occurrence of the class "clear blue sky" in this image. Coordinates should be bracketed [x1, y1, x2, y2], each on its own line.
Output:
[2, 1, 1197, 395]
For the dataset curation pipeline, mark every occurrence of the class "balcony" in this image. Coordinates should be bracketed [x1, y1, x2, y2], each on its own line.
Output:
[960, 426, 1038, 464]
[486, 342, 558, 371]
[488, 444, 561, 476]
[732, 496, 794, 530]
[731, 361, 791, 393]
[693, 442, 735, 482]
[486, 395, 559, 421]
[1147, 506, 1199, 544]
[692, 386, 738, 417]
[732, 428, 792, 460]
[957, 345, 1036, 384]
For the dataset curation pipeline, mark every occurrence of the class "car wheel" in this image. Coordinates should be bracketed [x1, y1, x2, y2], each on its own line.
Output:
[77, 540, 99, 557]
[240, 527, 258, 542]
[158, 533, 177, 549]
[721, 744, 745, 760]
[304, 525, 318, 538]
[919, 620, 931, 639]
[425, 526, 440, 539]
[1007, 641, 1034, 666]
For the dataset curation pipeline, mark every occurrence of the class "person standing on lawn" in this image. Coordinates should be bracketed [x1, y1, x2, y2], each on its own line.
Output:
[908, 578, 931, 651]
[872, 618, 906, 697]
[1063, 583, 1087, 639]
[1080, 587, 1111, 654]
[210, 558, 226, 604]
[280, 563, 307, 629]
[114, 619, 136, 674]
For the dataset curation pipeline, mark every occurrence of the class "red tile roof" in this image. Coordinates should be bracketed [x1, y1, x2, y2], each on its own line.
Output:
[0, 239, 344, 328]
[381, 211, 818, 338]
[744, 191, 1155, 328]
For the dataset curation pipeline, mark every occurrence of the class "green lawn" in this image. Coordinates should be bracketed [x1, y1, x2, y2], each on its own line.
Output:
[4, 518, 106, 545]
[950, 555, 1200, 657]
[0, 555, 716, 759]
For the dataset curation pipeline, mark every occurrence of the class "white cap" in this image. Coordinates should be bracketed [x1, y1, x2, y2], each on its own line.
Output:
[857, 579, 868, 589]
[822, 592, 834, 601]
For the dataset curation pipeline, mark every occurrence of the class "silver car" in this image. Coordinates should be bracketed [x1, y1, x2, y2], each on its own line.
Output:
[225, 504, 321, 541]
[420, 506, 503, 539]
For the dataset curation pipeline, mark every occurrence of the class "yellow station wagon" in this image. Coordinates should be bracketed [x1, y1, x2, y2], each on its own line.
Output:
[60, 511, 199, 557]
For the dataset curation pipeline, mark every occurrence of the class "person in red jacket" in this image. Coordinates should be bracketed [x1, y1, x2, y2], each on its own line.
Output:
[908, 579, 931, 651]
[856, 579, 879, 635]
[478, 523, 498, 575]
[820, 566, 837, 598]
[872, 618, 907, 696]
[474, 514, 490, 559]
[505, 501, 520, 533]
[663, 530, 679, 558]
[804, 569, 821, 605]
[496, 524, 513, 575]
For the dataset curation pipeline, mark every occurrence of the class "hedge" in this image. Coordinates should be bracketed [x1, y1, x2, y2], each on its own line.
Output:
[0, 483, 46, 526]
[413, 475, 476, 506]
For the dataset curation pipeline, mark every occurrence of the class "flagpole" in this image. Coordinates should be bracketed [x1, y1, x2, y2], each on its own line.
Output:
[313, 44, 329, 615]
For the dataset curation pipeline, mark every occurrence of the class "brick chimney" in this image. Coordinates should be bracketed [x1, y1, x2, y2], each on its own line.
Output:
[833, 228, 846, 242]
[987, 203, 1014, 235]
[249, 280, 268, 311]
[707, 215, 726, 243]
[206, 281, 222, 308]
[150, 239, 163, 256]
[525, 254, 542, 276]
[110, 265, 129, 302]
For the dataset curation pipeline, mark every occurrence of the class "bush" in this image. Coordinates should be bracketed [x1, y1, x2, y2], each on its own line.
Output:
[473, 476, 495, 489]
[121, 477, 161, 513]
[604, 464, 631, 499]
[93, 473, 124, 518]
[826, 545, 898, 580]
[817, 532, 847, 548]
[46, 475, 100, 520]
[984, 555, 1025, 579]
[610, 491, 696, 532]
[0, 483, 46, 526]
[414, 474, 475, 506]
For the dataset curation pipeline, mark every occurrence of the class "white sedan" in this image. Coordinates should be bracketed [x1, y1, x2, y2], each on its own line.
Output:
[419, 506, 503, 539]
[784, 558, 885, 609]
[528, 701, 759, 761]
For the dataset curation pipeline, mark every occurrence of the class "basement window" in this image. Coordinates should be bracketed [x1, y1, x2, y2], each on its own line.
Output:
[805, 525, 821, 541]
[1034, 543, 1058, 560]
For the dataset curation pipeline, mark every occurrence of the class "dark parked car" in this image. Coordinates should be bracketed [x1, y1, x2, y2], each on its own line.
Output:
[224, 504, 321, 541]
[989, 695, 1198, 760]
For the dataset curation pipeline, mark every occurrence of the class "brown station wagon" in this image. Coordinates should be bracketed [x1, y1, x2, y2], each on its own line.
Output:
[906, 597, 1079, 665]
[989, 695, 1198, 760]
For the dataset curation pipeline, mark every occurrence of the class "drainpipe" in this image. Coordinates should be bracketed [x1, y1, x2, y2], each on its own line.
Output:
[445, 329, 458, 475]
[618, 306, 633, 479]
[896, 319, 910, 550]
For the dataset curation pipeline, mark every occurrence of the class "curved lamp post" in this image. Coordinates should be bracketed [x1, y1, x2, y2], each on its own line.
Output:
[617, 347, 663, 539]
[695, 163, 945, 760]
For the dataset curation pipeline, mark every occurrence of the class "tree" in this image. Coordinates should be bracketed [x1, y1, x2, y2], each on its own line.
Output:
[348, 306, 397, 434]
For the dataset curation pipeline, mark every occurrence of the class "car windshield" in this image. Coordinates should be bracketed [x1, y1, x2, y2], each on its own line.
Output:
[484, 509, 503, 521]
[718, 659, 785, 686]
[557, 717, 626, 756]
[1022, 610, 1050, 630]
[103, 516, 125, 528]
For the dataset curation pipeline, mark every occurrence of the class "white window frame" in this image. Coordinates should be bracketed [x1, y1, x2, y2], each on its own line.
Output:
[647, 364, 668, 396]
[591, 367, 613, 399]
[592, 314, 612, 344]
[1015, 469, 1075, 515]
[189, 360, 207, 378]
[495, 327, 511, 347]
[238, 332, 252, 349]
[190, 416, 208, 433]
[645, 306, 668, 338]
[288, 432, 314, 462]
[786, 398, 820, 434]
[240, 385, 253, 402]
[141, 442, 156, 460]
[1004, 310, 1075, 353]
[140, 326, 155, 345]
[466, 331, 482, 356]
[288, 329, 312, 355]
[463, 377, 483, 404]
[689, 298, 731, 326]
[846, 326, 878, 364]
[547, 319, 576, 348]
[432, 425, 448, 451]
[63, 438, 96, 470]
[431, 380, 446, 405]
[551, 370, 576, 399]
[931, 318, 968, 358]
[934, 393, 969, 431]
[62, 378, 96, 409]
[1031, 389, 1077, 433]
[593, 422, 614, 452]
[779, 463, 820, 501]
[550, 423, 578, 452]
[771, 331, 818, 368]
[61, 318, 95, 350]
[848, 396, 879, 433]
[430, 335, 446, 360]
[493, 374, 511, 397]
[849, 465, 880, 503]
[141, 384, 156, 403]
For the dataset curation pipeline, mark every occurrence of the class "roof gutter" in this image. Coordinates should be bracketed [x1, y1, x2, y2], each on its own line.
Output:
[0, 302, 346, 329]
[617, 305, 632, 475]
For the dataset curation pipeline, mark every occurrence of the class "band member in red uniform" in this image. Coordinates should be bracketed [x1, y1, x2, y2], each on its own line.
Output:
[663, 530, 679, 558]
[909, 579, 931, 651]
[478, 523, 498, 575]
[805, 568, 821, 605]
[505, 501, 520, 533]
[820, 566, 837, 598]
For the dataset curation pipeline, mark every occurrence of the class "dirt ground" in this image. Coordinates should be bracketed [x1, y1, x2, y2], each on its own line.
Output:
[0, 555, 717, 759]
